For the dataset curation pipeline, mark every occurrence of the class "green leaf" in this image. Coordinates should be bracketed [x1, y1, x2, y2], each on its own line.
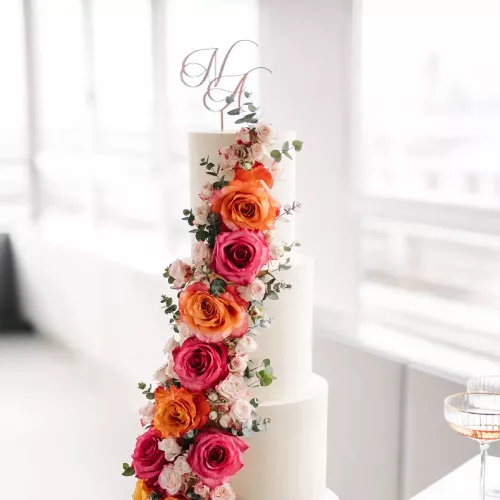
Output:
[292, 140, 303, 151]
[227, 108, 241, 115]
[248, 118, 258, 124]
[283, 150, 293, 160]
[250, 398, 260, 408]
[234, 117, 247, 124]
[270, 150, 282, 163]
[267, 291, 279, 300]
[122, 466, 135, 477]
[244, 91, 252, 98]
[225, 94, 235, 104]
[210, 278, 227, 297]
[257, 370, 276, 386]
[183, 209, 191, 216]
[248, 104, 257, 112]
[146, 392, 155, 400]
[206, 171, 218, 177]
[263, 358, 270, 367]
[137, 382, 146, 390]
[243, 112, 256, 120]
[122, 462, 129, 470]
[282, 141, 289, 151]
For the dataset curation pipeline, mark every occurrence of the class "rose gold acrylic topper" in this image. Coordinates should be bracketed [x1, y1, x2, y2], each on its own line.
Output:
[180, 39, 271, 131]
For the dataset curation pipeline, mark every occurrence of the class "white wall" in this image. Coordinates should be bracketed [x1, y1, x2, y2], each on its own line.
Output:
[313, 335, 476, 500]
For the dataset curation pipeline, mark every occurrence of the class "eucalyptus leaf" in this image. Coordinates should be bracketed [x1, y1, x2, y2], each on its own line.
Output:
[270, 150, 282, 162]
[292, 139, 303, 151]
[267, 291, 279, 300]
[227, 108, 241, 116]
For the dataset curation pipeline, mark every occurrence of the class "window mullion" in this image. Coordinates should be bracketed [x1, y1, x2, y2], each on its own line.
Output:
[22, 0, 41, 221]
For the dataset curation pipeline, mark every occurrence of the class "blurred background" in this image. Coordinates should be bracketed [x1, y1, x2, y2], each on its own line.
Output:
[2, 0, 500, 499]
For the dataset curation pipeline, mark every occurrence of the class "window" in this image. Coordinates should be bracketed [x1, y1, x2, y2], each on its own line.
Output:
[360, 0, 500, 355]
[0, 1, 28, 226]
[0, 0, 259, 246]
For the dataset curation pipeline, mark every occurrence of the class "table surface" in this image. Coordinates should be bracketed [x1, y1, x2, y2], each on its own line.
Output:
[411, 456, 500, 499]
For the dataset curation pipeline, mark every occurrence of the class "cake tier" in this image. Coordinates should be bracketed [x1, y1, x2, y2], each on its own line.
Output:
[188, 132, 296, 244]
[251, 253, 314, 401]
[231, 374, 329, 500]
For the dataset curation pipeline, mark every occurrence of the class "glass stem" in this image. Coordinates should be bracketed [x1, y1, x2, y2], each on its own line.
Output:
[480, 442, 489, 500]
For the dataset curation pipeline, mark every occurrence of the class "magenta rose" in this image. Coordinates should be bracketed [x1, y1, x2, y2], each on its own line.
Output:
[172, 337, 229, 391]
[211, 229, 271, 286]
[131, 427, 166, 481]
[187, 429, 249, 487]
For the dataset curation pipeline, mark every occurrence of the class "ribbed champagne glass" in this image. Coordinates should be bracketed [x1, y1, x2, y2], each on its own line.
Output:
[468, 376, 500, 394]
[445, 393, 500, 500]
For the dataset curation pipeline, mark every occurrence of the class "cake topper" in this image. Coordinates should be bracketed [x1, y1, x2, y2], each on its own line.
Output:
[180, 39, 271, 131]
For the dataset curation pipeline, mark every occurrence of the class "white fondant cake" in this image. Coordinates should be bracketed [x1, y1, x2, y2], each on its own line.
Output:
[188, 132, 331, 500]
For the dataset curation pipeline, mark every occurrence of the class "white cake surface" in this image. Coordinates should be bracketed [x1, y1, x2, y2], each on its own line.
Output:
[231, 374, 329, 500]
[251, 253, 314, 401]
[188, 131, 331, 500]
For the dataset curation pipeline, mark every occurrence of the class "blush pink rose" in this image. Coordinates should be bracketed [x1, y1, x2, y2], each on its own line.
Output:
[211, 229, 271, 286]
[236, 127, 252, 146]
[172, 337, 229, 392]
[186, 429, 249, 488]
[131, 427, 166, 481]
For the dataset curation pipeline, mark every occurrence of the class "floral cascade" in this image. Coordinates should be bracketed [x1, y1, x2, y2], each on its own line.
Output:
[123, 93, 303, 500]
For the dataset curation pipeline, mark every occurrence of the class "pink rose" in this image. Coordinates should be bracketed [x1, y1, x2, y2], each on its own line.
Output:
[236, 127, 252, 146]
[169, 259, 192, 289]
[131, 427, 166, 481]
[186, 429, 249, 488]
[172, 337, 229, 392]
[211, 229, 271, 286]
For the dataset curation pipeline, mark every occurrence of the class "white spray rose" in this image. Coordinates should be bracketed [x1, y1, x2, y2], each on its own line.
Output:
[249, 142, 266, 162]
[173, 454, 192, 475]
[138, 402, 155, 427]
[193, 203, 210, 225]
[236, 127, 252, 146]
[158, 464, 182, 494]
[199, 182, 214, 201]
[194, 481, 211, 499]
[237, 279, 266, 302]
[255, 123, 277, 146]
[158, 437, 182, 461]
[230, 399, 252, 425]
[211, 483, 236, 500]
[235, 335, 258, 355]
[192, 241, 211, 266]
[228, 355, 248, 375]
[216, 374, 249, 402]
[219, 413, 233, 428]
[169, 259, 192, 289]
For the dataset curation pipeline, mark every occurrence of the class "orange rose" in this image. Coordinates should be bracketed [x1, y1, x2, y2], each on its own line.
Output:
[211, 179, 280, 231]
[154, 386, 210, 438]
[234, 163, 274, 189]
[132, 480, 152, 500]
[179, 283, 248, 343]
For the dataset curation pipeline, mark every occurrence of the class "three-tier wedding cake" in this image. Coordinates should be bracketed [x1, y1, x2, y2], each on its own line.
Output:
[123, 87, 336, 500]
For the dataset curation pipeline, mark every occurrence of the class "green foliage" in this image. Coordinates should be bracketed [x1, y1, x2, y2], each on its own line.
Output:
[250, 397, 260, 408]
[122, 463, 135, 477]
[270, 149, 282, 162]
[292, 139, 303, 151]
[161, 295, 178, 314]
[210, 278, 227, 297]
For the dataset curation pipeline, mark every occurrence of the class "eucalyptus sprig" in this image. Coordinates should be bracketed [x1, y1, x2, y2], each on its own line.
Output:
[121, 462, 135, 477]
[225, 91, 259, 126]
[270, 139, 303, 162]
[277, 201, 302, 222]
[137, 381, 155, 400]
[200, 156, 229, 190]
